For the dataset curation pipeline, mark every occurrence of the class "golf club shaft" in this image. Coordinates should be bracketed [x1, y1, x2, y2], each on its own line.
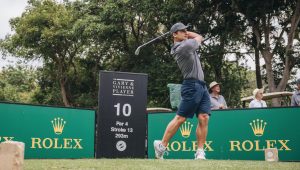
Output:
[135, 31, 170, 55]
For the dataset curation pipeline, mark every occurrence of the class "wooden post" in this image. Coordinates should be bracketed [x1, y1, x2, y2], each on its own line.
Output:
[265, 148, 279, 162]
[0, 141, 25, 170]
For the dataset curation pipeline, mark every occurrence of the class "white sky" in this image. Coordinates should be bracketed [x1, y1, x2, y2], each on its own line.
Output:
[0, 0, 28, 40]
[0, 0, 34, 68]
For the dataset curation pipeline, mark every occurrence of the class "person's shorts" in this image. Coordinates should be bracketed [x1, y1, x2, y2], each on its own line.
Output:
[177, 79, 211, 118]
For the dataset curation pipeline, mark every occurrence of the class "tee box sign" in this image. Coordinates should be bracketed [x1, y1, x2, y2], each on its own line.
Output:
[97, 71, 148, 158]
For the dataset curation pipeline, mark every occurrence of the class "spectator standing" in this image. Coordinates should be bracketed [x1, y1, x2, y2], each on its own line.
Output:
[249, 88, 267, 108]
[209, 81, 227, 110]
[291, 78, 300, 106]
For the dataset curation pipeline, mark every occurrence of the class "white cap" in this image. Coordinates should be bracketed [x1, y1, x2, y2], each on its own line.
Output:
[209, 81, 220, 90]
[253, 88, 264, 98]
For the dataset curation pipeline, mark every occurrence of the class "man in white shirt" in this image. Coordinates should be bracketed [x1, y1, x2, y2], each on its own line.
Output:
[249, 88, 267, 108]
[291, 78, 300, 106]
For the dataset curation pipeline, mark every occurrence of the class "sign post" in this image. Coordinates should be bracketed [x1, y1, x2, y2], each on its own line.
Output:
[96, 71, 148, 158]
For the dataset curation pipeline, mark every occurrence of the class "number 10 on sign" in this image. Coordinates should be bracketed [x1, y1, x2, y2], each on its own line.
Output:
[114, 103, 131, 117]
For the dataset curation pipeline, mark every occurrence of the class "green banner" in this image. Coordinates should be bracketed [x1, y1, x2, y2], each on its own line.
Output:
[0, 102, 95, 159]
[148, 107, 300, 161]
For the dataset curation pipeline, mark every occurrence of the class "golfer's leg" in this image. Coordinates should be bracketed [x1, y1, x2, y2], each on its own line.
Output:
[161, 115, 186, 147]
[196, 113, 209, 149]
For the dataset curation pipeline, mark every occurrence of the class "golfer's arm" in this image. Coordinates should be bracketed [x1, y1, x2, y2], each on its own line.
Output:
[187, 31, 203, 44]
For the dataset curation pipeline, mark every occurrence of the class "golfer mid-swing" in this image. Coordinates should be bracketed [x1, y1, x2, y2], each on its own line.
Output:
[154, 23, 211, 160]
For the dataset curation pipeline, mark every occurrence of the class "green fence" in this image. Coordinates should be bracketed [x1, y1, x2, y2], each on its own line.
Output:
[148, 107, 300, 161]
[0, 102, 95, 159]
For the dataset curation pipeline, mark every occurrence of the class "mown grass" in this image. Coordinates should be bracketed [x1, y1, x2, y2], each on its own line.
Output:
[24, 159, 300, 170]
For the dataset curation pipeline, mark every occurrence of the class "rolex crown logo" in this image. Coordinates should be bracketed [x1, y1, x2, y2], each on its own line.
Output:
[249, 119, 267, 137]
[180, 121, 193, 138]
[51, 117, 66, 135]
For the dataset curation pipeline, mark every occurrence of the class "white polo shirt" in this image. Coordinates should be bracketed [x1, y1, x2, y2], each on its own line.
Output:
[249, 99, 267, 108]
[291, 90, 300, 106]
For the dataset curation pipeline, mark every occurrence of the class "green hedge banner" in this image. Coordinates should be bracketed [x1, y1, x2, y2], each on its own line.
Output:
[0, 102, 95, 159]
[148, 107, 300, 161]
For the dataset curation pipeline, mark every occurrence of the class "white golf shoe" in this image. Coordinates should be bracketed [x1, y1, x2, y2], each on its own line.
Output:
[153, 140, 167, 159]
[195, 148, 206, 160]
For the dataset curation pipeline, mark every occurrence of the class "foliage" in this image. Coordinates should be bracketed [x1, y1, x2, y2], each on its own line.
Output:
[0, 65, 39, 103]
[81, 0, 251, 108]
[0, 0, 92, 106]
[1, 0, 299, 108]
[231, 0, 300, 106]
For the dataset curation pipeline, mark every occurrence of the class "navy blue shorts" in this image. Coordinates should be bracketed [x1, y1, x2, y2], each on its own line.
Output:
[177, 79, 211, 118]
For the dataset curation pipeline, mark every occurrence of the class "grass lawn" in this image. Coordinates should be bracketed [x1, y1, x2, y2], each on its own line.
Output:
[24, 159, 300, 170]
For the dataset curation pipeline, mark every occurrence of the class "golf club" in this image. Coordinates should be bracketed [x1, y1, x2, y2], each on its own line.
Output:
[134, 31, 170, 55]
[134, 24, 193, 55]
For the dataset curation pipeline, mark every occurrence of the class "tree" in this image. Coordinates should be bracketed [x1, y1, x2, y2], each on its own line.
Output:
[0, 65, 39, 103]
[0, 0, 256, 108]
[87, 0, 250, 107]
[0, 0, 88, 106]
[232, 0, 300, 106]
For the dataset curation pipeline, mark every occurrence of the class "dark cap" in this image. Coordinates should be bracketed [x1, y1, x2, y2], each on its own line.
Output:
[296, 78, 300, 85]
[170, 22, 189, 34]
